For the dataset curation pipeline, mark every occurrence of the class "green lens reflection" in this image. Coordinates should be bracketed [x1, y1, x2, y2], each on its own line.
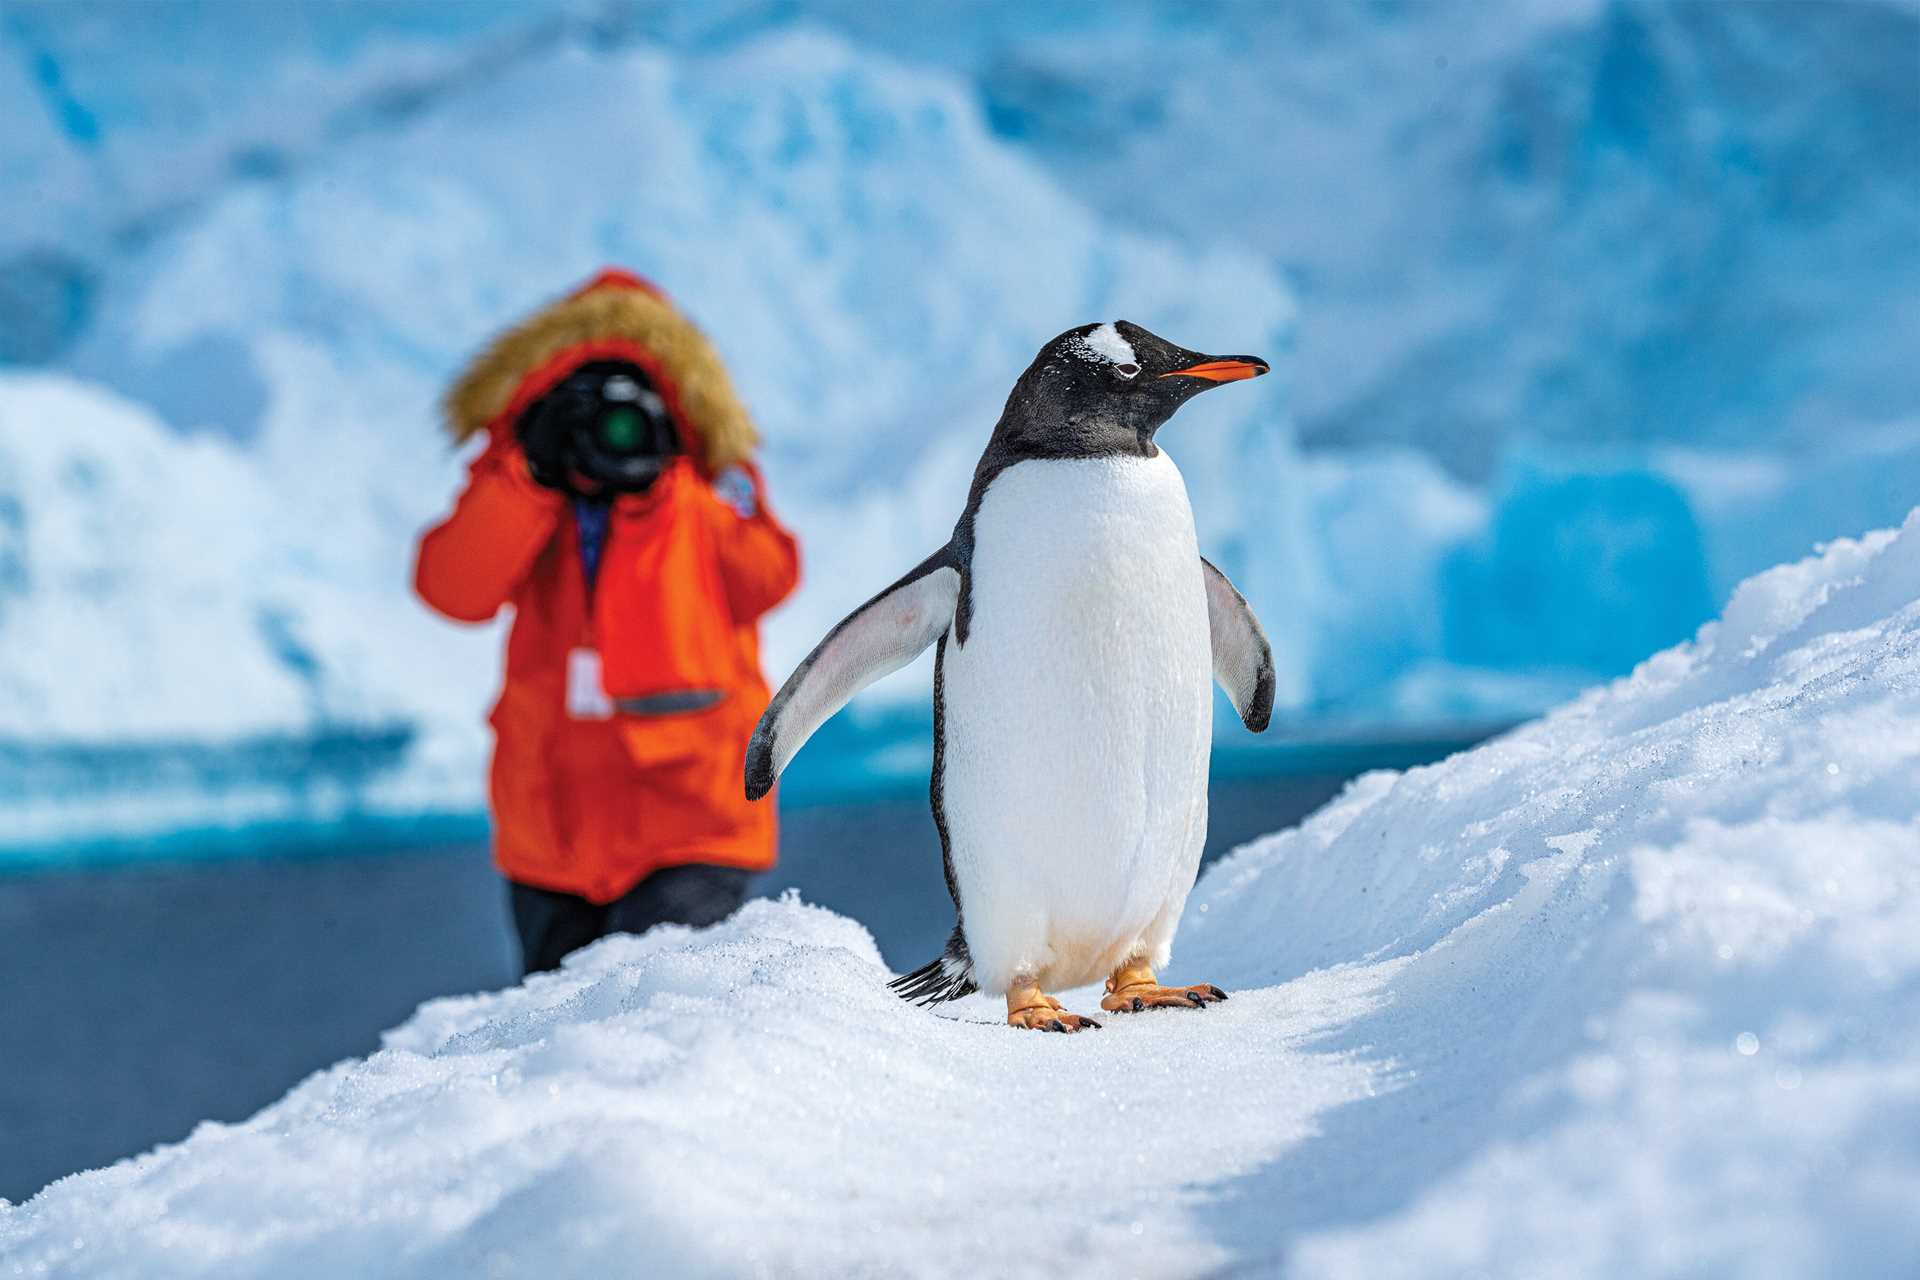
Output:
[600, 408, 642, 452]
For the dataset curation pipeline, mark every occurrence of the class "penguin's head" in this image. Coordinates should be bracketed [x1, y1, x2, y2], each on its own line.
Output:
[993, 321, 1269, 459]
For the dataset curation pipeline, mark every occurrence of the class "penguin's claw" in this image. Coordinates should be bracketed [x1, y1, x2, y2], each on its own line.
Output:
[1006, 1004, 1101, 1033]
[1005, 987, 1101, 1032]
[1099, 972, 1229, 1014]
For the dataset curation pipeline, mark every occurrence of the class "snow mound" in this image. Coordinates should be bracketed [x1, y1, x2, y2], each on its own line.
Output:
[5, 510, 1917, 1274]
[0, 896, 1380, 1277]
[1182, 508, 1920, 1275]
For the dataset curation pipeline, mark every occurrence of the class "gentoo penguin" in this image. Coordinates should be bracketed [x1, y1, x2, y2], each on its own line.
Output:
[745, 321, 1275, 1032]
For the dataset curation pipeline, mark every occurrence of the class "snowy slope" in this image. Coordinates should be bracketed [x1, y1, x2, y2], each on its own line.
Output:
[6, 511, 1915, 1276]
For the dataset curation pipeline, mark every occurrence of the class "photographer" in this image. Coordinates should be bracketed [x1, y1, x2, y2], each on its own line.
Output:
[415, 270, 800, 974]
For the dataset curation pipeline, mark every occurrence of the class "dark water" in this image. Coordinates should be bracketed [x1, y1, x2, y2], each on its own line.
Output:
[0, 772, 1357, 1203]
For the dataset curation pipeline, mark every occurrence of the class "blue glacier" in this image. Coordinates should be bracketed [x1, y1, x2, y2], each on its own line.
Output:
[1443, 462, 1715, 676]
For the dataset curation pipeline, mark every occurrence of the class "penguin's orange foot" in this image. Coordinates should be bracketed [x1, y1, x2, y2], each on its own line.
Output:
[1005, 987, 1101, 1033]
[1100, 962, 1228, 1014]
[1100, 983, 1227, 1013]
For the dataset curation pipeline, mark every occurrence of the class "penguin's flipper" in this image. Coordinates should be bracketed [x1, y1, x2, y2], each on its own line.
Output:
[1201, 556, 1276, 733]
[745, 550, 961, 800]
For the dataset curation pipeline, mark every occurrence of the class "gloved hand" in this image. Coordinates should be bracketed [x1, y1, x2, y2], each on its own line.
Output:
[712, 466, 758, 518]
[514, 361, 678, 496]
[515, 393, 574, 492]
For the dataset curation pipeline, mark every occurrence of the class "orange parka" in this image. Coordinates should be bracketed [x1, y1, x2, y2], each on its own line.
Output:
[415, 270, 800, 902]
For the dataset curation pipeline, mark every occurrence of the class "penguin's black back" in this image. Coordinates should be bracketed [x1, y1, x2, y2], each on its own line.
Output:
[887, 632, 978, 1006]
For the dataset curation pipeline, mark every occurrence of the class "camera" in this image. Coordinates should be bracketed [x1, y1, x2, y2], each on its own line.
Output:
[517, 360, 680, 496]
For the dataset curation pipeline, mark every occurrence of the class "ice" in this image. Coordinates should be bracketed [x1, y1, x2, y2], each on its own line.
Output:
[0, 372, 497, 843]
[0, 27, 1294, 846]
[970, 0, 1920, 476]
[3, 3, 1917, 839]
[5, 510, 1916, 1274]
[1440, 460, 1716, 675]
[0, 374, 402, 741]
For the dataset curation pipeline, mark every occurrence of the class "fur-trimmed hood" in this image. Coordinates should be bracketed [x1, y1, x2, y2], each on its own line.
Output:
[443, 269, 760, 473]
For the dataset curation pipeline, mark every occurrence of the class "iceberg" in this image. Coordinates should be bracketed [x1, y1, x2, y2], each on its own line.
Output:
[5, 510, 1915, 1275]
[0, 28, 1299, 847]
[2, 2, 1915, 849]
[1441, 460, 1715, 676]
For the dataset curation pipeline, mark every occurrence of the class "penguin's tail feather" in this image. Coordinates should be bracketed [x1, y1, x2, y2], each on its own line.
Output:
[888, 923, 977, 1006]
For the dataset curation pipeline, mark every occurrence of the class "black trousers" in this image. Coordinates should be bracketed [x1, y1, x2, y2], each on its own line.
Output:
[508, 864, 753, 975]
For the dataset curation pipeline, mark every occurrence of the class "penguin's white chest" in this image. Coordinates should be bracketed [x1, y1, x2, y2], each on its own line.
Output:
[941, 451, 1214, 993]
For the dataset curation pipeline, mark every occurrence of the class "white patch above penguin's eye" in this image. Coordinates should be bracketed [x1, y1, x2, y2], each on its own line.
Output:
[1113, 362, 1140, 380]
[1067, 321, 1138, 369]
[1084, 322, 1135, 364]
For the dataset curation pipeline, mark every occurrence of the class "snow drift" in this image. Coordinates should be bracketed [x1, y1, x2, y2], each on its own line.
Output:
[6, 511, 1915, 1276]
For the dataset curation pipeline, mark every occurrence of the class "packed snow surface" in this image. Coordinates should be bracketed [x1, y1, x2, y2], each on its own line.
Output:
[6, 513, 1916, 1276]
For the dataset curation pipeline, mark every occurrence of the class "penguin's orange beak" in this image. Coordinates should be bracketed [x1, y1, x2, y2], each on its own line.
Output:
[1159, 356, 1270, 382]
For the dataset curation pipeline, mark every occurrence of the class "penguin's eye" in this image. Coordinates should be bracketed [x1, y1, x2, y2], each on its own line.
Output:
[1113, 362, 1140, 380]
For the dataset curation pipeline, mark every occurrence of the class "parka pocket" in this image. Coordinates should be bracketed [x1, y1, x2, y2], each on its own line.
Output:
[613, 688, 764, 847]
[614, 693, 733, 770]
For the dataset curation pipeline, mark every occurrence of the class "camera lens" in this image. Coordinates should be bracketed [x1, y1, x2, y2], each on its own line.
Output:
[598, 407, 645, 453]
[556, 362, 678, 493]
